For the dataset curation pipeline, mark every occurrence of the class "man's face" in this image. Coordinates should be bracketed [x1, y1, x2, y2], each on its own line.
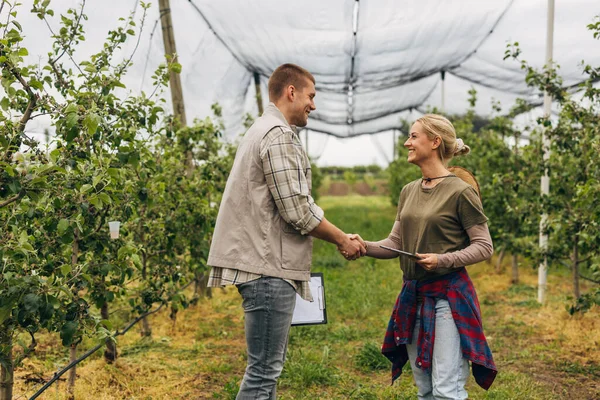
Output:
[290, 79, 316, 127]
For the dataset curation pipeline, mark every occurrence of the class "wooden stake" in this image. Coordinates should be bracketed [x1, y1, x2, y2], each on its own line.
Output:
[158, 0, 187, 126]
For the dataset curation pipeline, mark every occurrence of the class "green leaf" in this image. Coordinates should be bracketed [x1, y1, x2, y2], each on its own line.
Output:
[18, 47, 28, 56]
[3, 164, 15, 177]
[83, 113, 100, 135]
[50, 149, 60, 162]
[117, 245, 133, 259]
[84, 64, 96, 73]
[30, 79, 43, 90]
[89, 195, 102, 209]
[0, 97, 9, 111]
[170, 62, 182, 74]
[58, 218, 70, 235]
[60, 320, 78, 346]
[65, 103, 78, 114]
[20, 243, 34, 252]
[92, 174, 102, 187]
[98, 193, 112, 205]
[80, 184, 93, 194]
[0, 306, 12, 325]
[60, 264, 72, 276]
[66, 112, 78, 129]
[100, 319, 113, 330]
[22, 293, 40, 313]
[107, 168, 120, 178]
[66, 127, 79, 142]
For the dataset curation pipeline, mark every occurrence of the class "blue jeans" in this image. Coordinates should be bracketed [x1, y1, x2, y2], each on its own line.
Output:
[405, 299, 470, 400]
[236, 277, 296, 400]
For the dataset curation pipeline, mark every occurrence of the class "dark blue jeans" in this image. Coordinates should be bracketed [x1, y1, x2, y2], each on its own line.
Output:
[236, 277, 296, 400]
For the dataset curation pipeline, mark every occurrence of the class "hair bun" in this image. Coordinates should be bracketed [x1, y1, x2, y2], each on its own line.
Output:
[454, 138, 471, 156]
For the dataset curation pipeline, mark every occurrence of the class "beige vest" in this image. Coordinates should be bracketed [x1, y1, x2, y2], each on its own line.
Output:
[207, 104, 313, 281]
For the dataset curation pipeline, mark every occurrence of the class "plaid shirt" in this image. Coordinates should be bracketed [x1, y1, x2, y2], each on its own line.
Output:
[382, 268, 497, 390]
[207, 267, 313, 301]
[207, 121, 320, 303]
[260, 126, 323, 235]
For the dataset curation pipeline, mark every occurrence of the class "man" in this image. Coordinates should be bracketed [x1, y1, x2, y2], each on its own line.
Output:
[207, 63, 365, 399]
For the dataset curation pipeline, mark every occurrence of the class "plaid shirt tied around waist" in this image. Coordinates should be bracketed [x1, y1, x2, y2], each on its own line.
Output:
[382, 268, 497, 390]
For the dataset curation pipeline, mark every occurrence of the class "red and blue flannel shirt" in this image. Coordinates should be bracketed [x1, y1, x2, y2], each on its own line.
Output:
[381, 268, 497, 390]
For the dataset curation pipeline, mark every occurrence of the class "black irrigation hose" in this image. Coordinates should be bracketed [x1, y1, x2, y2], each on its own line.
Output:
[28, 302, 168, 400]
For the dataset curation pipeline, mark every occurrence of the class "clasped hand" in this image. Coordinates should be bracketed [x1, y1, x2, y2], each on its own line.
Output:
[338, 233, 366, 261]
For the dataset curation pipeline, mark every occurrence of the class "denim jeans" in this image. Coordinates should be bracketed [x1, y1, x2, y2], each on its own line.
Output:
[236, 277, 297, 400]
[405, 298, 470, 400]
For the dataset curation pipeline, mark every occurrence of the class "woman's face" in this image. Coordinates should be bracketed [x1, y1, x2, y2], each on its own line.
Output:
[404, 122, 437, 166]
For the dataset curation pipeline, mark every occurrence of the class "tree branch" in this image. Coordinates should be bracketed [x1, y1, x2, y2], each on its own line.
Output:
[579, 273, 600, 285]
[13, 331, 37, 366]
[116, 5, 147, 77]
[0, 189, 26, 208]
[576, 256, 593, 265]
[49, 60, 70, 91]
[1, 56, 38, 133]
[49, 0, 86, 65]
[42, 16, 85, 77]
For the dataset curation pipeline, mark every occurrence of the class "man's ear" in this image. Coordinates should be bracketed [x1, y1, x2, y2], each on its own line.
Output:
[285, 84, 296, 102]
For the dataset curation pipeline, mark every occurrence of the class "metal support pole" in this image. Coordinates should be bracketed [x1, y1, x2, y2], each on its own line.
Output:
[158, 0, 187, 126]
[538, 0, 554, 304]
[305, 129, 309, 156]
[392, 129, 397, 161]
[440, 70, 446, 113]
[253, 72, 264, 115]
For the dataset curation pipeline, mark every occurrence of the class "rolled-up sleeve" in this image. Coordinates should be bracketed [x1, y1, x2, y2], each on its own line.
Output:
[260, 127, 324, 235]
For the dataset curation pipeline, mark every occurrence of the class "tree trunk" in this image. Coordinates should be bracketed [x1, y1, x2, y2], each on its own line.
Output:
[170, 306, 178, 331]
[195, 271, 212, 299]
[67, 235, 79, 399]
[0, 326, 13, 400]
[495, 248, 506, 273]
[101, 303, 117, 363]
[141, 317, 152, 338]
[511, 254, 519, 284]
[572, 237, 580, 299]
[66, 344, 77, 400]
[139, 251, 152, 337]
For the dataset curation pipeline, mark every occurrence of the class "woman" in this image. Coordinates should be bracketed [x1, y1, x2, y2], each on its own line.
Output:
[349, 114, 497, 399]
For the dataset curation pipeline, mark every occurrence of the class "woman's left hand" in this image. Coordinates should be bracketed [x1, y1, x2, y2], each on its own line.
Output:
[415, 253, 438, 271]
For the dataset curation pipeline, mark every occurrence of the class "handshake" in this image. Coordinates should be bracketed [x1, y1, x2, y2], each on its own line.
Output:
[338, 233, 367, 261]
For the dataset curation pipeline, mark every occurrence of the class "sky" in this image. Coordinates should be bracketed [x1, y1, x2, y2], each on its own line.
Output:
[7, 0, 600, 167]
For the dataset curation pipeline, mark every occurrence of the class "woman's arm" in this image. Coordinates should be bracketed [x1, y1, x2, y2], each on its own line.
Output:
[351, 221, 402, 260]
[417, 223, 493, 270]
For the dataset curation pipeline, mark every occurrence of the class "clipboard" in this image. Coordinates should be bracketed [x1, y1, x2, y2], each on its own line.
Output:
[291, 273, 327, 326]
[379, 245, 423, 260]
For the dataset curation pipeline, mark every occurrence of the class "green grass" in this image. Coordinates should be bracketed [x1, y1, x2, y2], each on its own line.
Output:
[355, 342, 389, 371]
[13, 195, 600, 400]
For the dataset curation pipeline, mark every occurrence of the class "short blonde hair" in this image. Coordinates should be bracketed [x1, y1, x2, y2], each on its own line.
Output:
[416, 114, 470, 163]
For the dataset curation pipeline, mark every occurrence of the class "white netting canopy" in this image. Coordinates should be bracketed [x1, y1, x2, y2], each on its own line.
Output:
[13, 0, 600, 144]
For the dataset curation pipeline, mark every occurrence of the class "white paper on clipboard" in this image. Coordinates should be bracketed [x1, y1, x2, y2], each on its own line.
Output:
[291, 273, 327, 326]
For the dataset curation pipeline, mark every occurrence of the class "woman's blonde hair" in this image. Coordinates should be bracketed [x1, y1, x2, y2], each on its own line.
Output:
[415, 114, 470, 163]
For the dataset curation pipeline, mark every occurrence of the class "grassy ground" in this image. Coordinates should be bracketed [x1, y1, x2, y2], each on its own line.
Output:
[14, 196, 600, 399]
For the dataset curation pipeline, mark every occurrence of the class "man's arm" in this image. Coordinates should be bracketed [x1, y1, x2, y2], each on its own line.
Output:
[261, 127, 324, 234]
[261, 128, 364, 258]
[309, 217, 366, 259]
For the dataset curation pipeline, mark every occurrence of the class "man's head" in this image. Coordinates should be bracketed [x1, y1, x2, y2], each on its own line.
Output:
[268, 63, 316, 127]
